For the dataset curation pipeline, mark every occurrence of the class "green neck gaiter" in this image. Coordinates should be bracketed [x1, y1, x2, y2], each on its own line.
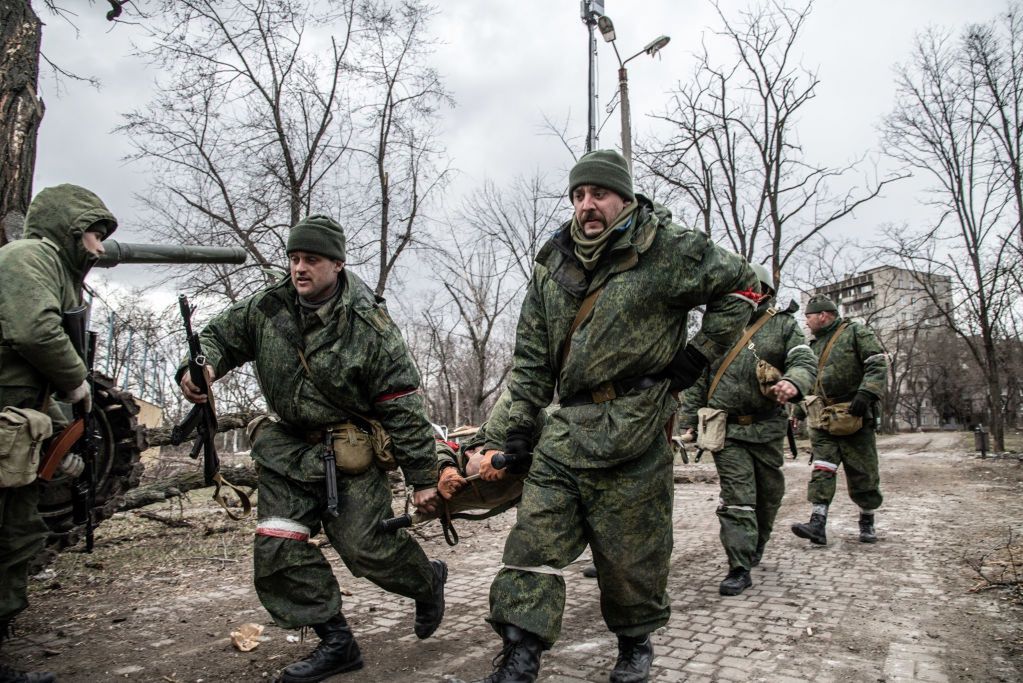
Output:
[570, 201, 638, 271]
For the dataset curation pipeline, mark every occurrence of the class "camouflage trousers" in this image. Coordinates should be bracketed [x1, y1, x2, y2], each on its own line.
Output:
[488, 436, 674, 645]
[807, 426, 882, 511]
[0, 387, 66, 626]
[712, 438, 785, 570]
[0, 483, 48, 625]
[254, 459, 436, 630]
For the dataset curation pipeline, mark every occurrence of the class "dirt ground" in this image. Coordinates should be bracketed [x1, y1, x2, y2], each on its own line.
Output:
[4, 432, 1023, 682]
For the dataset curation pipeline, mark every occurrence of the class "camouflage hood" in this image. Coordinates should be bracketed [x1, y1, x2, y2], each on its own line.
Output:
[23, 184, 118, 280]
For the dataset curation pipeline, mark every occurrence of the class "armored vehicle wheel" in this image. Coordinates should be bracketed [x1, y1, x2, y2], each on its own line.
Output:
[32, 373, 147, 568]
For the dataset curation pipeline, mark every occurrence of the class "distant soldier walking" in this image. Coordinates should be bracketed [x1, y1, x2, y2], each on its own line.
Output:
[791, 294, 887, 546]
[681, 264, 816, 595]
[473, 150, 756, 683]
[178, 215, 445, 683]
[0, 185, 116, 683]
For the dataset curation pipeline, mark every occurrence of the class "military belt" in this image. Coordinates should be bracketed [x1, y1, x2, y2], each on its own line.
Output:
[286, 421, 364, 446]
[727, 407, 783, 426]
[560, 375, 662, 408]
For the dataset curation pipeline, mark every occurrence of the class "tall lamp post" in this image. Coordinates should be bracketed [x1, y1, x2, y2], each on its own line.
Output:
[596, 15, 669, 173]
[581, 0, 605, 153]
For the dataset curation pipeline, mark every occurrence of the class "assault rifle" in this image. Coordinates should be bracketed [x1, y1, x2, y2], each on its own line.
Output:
[170, 295, 251, 518]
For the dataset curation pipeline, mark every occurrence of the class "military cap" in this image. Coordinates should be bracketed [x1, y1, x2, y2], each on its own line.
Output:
[569, 149, 635, 202]
[805, 294, 838, 314]
[286, 214, 346, 261]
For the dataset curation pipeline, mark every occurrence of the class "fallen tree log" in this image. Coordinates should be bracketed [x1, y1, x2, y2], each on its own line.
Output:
[118, 463, 258, 511]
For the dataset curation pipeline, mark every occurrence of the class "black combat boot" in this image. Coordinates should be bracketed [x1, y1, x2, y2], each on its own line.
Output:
[278, 614, 362, 683]
[791, 509, 828, 545]
[0, 621, 55, 683]
[610, 634, 654, 683]
[859, 512, 878, 543]
[581, 564, 598, 578]
[718, 567, 753, 596]
[414, 559, 447, 639]
[750, 542, 766, 568]
[472, 624, 544, 683]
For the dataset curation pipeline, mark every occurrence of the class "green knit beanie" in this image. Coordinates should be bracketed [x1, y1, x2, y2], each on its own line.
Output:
[286, 214, 346, 261]
[805, 294, 838, 314]
[569, 149, 634, 202]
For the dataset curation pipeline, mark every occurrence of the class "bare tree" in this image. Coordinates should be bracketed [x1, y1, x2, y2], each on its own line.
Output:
[636, 0, 904, 288]
[118, 0, 359, 300]
[459, 171, 565, 283]
[964, 5, 1023, 248]
[346, 0, 454, 296]
[881, 17, 1023, 450]
[0, 1, 44, 244]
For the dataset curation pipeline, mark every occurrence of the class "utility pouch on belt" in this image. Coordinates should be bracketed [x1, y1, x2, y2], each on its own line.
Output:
[696, 407, 727, 453]
[820, 402, 862, 436]
[756, 360, 783, 398]
[0, 407, 53, 488]
[330, 418, 397, 475]
[803, 395, 824, 430]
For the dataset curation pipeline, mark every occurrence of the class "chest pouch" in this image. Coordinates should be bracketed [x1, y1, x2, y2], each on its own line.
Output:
[0, 407, 53, 488]
[820, 402, 863, 436]
[696, 407, 727, 453]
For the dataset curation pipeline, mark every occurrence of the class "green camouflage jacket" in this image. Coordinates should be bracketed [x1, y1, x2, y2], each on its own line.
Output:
[506, 194, 757, 468]
[679, 299, 817, 443]
[809, 316, 887, 404]
[0, 185, 117, 402]
[186, 271, 436, 488]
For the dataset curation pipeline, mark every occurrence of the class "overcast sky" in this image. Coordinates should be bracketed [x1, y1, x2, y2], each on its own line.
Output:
[33, 0, 1009, 297]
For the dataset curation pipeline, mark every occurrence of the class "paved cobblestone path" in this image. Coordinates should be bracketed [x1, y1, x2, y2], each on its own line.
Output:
[5, 432, 1022, 681]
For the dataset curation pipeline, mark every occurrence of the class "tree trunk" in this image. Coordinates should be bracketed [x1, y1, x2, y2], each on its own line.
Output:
[0, 0, 44, 245]
[119, 463, 258, 511]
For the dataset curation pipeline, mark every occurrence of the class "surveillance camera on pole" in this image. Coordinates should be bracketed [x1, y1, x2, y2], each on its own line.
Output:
[580, 0, 605, 153]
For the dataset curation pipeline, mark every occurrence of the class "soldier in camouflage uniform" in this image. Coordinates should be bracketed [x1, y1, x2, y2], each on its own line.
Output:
[791, 294, 887, 546]
[178, 215, 445, 683]
[680, 264, 816, 596]
[0, 185, 116, 683]
[473, 150, 757, 683]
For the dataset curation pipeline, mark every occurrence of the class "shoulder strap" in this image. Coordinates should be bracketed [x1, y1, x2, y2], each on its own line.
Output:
[707, 307, 777, 401]
[813, 321, 851, 398]
[559, 285, 605, 368]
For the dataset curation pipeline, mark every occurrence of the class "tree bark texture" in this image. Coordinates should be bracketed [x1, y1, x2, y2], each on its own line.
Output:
[0, 0, 44, 246]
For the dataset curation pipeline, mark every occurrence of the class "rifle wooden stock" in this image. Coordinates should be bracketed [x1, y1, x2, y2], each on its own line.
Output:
[37, 419, 85, 481]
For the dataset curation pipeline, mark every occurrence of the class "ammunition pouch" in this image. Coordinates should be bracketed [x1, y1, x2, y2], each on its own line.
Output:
[297, 418, 397, 475]
[802, 396, 862, 436]
[0, 407, 53, 488]
[803, 395, 824, 430]
[819, 402, 863, 436]
[696, 407, 727, 453]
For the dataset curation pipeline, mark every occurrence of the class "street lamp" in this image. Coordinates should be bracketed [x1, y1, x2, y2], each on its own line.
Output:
[581, 0, 605, 153]
[597, 14, 669, 172]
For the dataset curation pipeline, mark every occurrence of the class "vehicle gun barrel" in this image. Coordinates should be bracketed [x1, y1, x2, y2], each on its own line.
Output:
[95, 241, 248, 268]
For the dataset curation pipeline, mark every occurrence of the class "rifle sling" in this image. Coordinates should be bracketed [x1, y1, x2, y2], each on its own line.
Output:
[707, 307, 777, 402]
[812, 321, 851, 402]
[559, 285, 605, 369]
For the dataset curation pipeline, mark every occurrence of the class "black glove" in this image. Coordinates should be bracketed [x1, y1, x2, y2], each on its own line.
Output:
[848, 391, 873, 418]
[666, 345, 709, 391]
[502, 424, 534, 474]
